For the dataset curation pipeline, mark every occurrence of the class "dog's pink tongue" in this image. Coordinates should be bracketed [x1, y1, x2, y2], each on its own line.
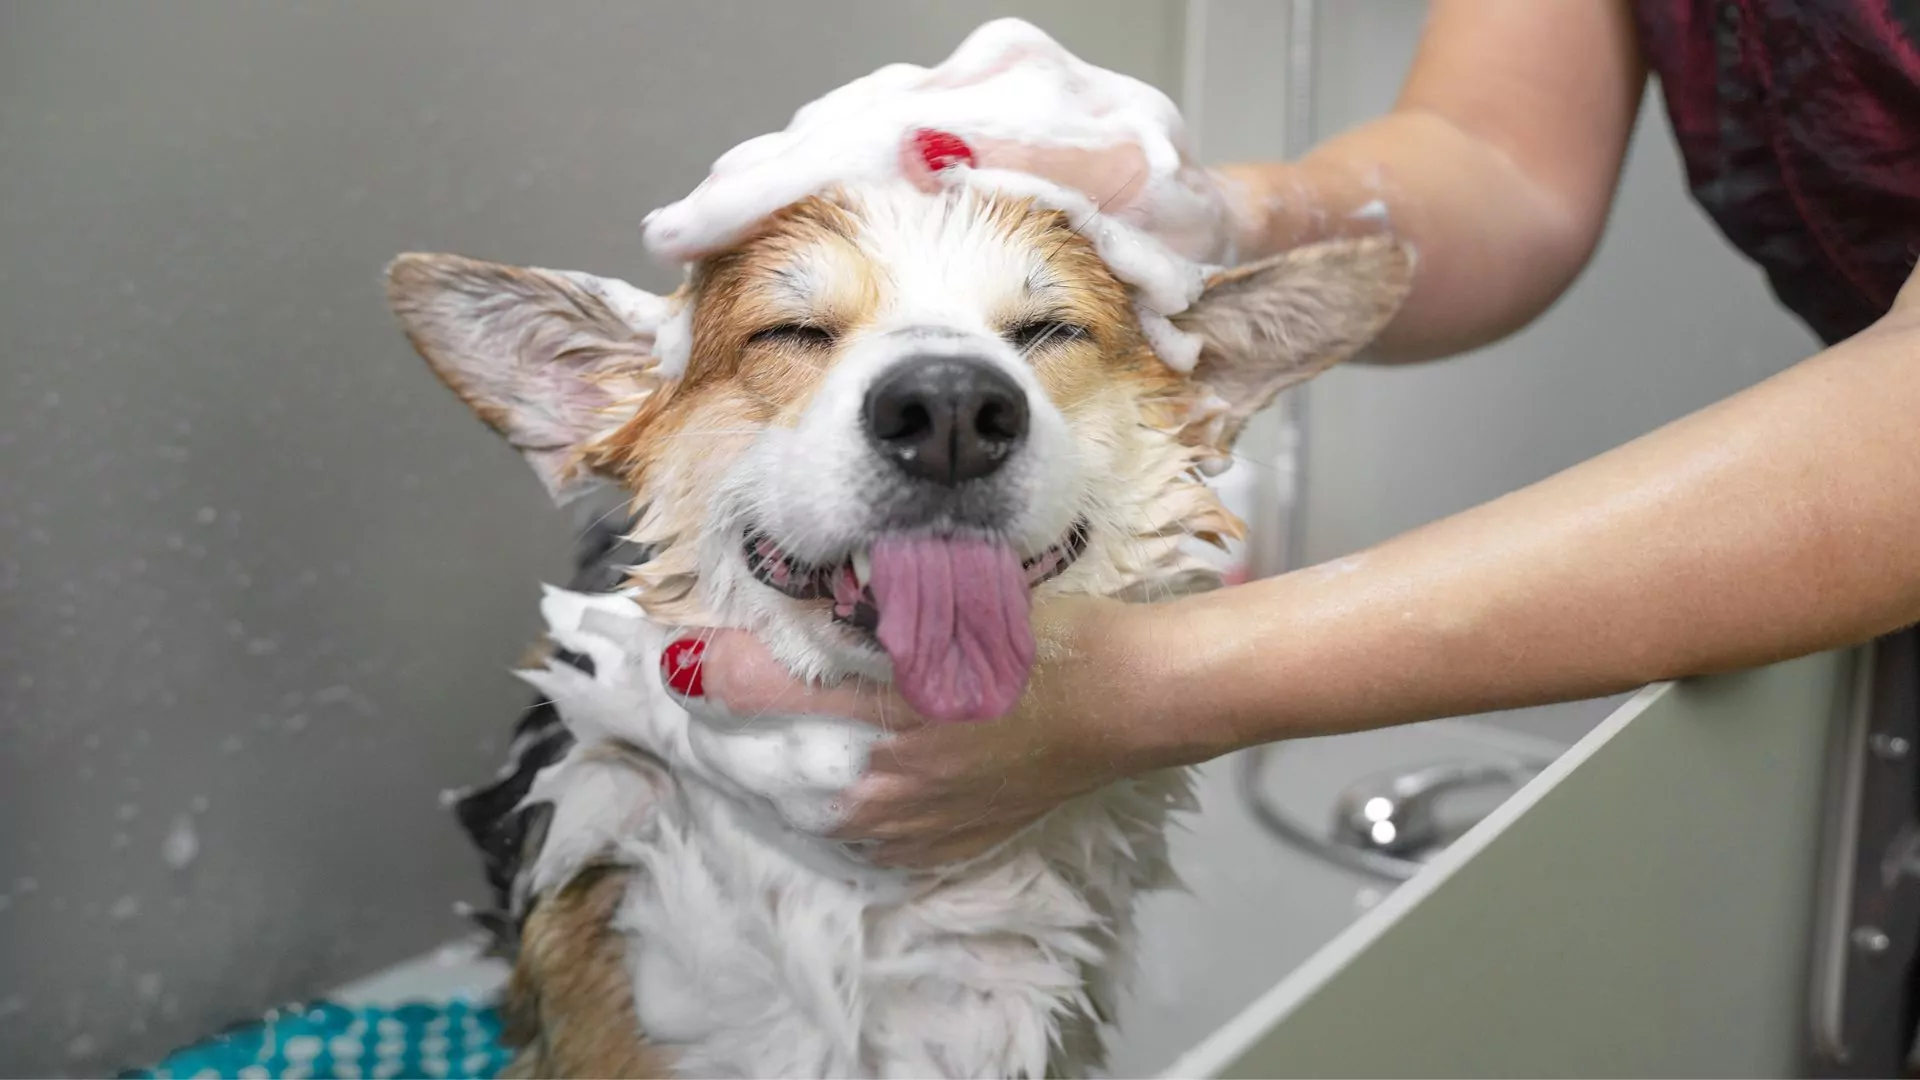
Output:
[870, 535, 1035, 723]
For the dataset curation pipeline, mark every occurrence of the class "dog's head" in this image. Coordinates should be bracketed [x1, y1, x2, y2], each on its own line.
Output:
[387, 185, 1411, 721]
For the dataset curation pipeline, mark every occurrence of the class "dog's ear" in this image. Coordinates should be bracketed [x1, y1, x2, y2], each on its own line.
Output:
[1171, 234, 1414, 462]
[386, 253, 682, 502]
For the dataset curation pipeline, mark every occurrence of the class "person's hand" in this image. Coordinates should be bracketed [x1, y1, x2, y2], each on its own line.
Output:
[665, 595, 1195, 867]
[639, 18, 1252, 268]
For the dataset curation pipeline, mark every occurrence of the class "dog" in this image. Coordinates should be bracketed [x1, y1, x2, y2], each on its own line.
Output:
[386, 182, 1411, 1078]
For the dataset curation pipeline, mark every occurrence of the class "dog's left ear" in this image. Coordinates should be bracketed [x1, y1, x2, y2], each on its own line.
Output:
[1171, 234, 1415, 460]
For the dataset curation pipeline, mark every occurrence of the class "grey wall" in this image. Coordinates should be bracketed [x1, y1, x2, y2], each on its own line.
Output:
[1293, 2, 1820, 743]
[0, 3, 1183, 1074]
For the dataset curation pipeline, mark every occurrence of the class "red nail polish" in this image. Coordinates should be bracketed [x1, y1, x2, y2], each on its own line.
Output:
[911, 128, 975, 173]
[661, 638, 706, 698]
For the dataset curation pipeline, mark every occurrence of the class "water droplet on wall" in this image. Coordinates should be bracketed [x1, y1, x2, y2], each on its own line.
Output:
[161, 816, 198, 871]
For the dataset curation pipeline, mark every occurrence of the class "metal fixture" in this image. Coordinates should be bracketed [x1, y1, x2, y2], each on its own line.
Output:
[1239, 747, 1550, 882]
[1276, 0, 1318, 578]
[1806, 632, 1920, 1077]
[1330, 758, 1542, 859]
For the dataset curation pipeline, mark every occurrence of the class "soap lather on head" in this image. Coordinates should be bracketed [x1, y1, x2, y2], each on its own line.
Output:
[640, 17, 1250, 373]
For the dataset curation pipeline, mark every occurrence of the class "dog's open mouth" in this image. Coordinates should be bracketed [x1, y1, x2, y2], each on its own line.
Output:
[740, 521, 1090, 722]
[742, 520, 1090, 630]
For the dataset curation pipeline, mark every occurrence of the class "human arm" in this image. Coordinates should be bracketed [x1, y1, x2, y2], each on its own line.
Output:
[1219, 0, 1647, 361]
[1151, 297, 1920, 756]
[692, 291, 1920, 866]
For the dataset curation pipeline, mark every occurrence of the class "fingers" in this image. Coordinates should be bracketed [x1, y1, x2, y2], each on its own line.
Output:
[648, 128, 1157, 265]
[660, 628, 915, 727]
[829, 770, 1038, 869]
[896, 131, 1152, 210]
[834, 793, 1018, 868]
[641, 133, 802, 262]
[981, 138, 1151, 211]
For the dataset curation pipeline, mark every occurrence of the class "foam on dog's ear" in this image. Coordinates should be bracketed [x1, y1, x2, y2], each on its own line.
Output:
[1171, 234, 1415, 464]
[385, 253, 678, 502]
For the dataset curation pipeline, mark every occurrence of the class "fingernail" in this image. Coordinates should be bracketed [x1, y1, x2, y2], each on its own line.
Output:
[661, 637, 706, 698]
[911, 128, 976, 173]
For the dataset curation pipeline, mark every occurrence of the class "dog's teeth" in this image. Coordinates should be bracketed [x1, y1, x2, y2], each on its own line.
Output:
[851, 549, 872, 587]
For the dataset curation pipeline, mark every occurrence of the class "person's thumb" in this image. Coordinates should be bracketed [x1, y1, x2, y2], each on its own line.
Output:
[659, 628, 911, 728]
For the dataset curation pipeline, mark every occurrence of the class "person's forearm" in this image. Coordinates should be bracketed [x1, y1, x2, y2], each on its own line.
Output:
[1145, 312, 1920, 763]
[1218, 111, 1613, 362]
[1217, 0, 1645, 362]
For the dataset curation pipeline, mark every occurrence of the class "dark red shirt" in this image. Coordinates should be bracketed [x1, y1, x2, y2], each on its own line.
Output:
[1634, 0, 1920, 344]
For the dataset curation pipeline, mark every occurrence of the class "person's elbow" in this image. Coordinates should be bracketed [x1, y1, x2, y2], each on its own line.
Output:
[1362, 109, 1619, 364]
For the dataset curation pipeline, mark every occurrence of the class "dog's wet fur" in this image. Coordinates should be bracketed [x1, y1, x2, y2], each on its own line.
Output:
[388, 184, 1411, 1077]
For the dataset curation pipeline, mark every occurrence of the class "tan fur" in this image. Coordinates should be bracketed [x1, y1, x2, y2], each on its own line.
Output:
[517, 638, 559, 672]
[500, 865, 672, 1080]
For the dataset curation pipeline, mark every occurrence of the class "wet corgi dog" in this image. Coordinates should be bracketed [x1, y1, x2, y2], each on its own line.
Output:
[386, 183, 1411, 1078]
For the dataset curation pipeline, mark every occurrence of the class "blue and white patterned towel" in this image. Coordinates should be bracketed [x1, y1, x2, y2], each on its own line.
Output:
[123, 999, 512, 1080]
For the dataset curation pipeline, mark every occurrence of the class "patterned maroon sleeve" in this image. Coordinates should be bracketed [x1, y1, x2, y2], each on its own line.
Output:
[1632, 0, 1920, 344]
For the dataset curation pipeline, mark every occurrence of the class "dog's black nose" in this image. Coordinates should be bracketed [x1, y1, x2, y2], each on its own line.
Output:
[864, 355, 1029, 485]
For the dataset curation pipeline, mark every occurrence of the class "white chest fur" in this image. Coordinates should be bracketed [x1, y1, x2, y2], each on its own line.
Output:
[519, 588, 1193, 1078]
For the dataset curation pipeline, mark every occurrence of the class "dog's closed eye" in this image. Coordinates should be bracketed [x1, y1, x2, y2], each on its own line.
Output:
[750, 323, 838, 349]
[1004, 319, 1088, 354]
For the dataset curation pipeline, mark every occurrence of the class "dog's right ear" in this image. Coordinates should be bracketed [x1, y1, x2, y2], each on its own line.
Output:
[385, 253, 679, 502]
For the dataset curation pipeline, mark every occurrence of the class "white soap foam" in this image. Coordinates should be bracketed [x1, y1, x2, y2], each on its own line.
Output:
[1133, 301, 1205, 375]
[521, 589, 880, 862]
[1349, 198, 1390, 224]
[547, 266, 686, 375]
[650, 301, 694, 379]
[954, 167, 1207, 318]
[640, 17, 1229, 372]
